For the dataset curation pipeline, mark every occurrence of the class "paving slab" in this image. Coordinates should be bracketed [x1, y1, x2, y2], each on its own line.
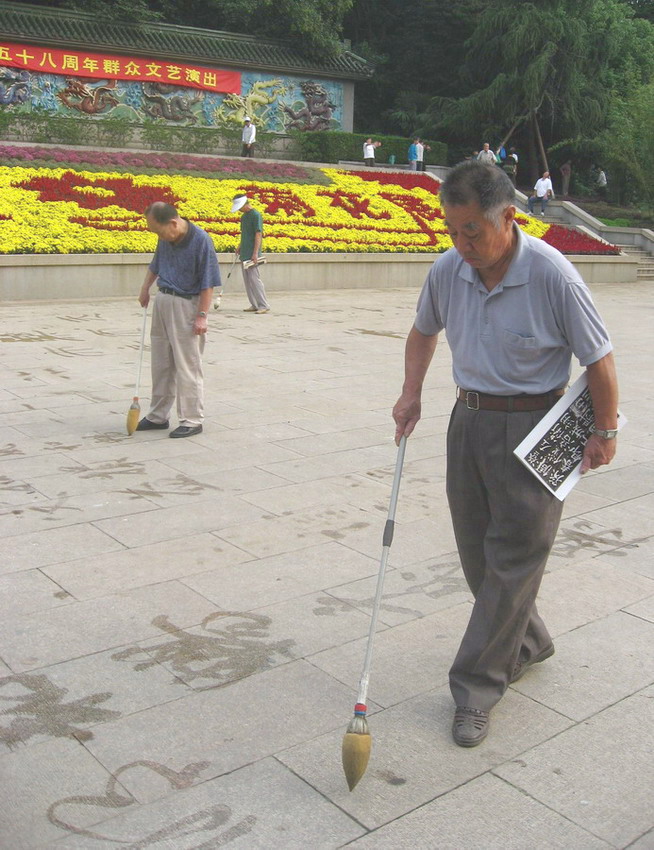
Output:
[346, 772, 611, 849]
[0, 524, 124, 575]
[45, 757, 365, 848]
[92, 494, 267, 547]
[0, 569, 74, 617]
[309, 603, 473, 708]
[277, 685, 573, 830]
[535, 557, 654, 636]
[494, 686, 654, 847]
[510, 610, 654, 720]
[319, 552, 470, 627]
[181, 541, 380, 611]
[80, 660, 363, 803]
[41, 532, 253, 599]
[0, 581, 221, 671]
[0, 737, 119, 850]
[1, 284, 652, 848]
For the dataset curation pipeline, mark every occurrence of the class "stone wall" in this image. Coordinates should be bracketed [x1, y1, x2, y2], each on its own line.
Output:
[0, 252, 640, 303]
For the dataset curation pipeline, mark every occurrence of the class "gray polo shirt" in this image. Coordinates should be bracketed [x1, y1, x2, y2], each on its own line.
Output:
[415, 225, 612, 394]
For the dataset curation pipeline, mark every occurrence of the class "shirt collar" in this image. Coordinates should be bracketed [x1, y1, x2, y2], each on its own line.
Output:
[458, 223, 531, 290]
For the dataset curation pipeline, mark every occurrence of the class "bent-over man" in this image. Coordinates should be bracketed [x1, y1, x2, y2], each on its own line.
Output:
[137, 202, 220, 438]
[393, 161, 618, 747]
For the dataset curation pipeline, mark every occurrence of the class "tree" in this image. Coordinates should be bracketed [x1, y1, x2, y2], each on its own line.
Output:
[11, 0, 163, 23]
[9, 0, 355, 58]
[432, 0, 654, 180]
[343, 0, 484, 134]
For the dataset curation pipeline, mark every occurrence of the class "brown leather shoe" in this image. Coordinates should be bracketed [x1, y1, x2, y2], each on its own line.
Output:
[452, 706, 489, 747]
[511, 644, 555, 683]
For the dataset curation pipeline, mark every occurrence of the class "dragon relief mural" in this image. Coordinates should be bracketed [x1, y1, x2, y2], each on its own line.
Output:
[142, 81, 201, 124]
[56, 77, 118, 115]
[213, 78, 288, 128]
[0, 67, 344, 131]
[0, 67, 31, 106]
[283, 80, 337, 131]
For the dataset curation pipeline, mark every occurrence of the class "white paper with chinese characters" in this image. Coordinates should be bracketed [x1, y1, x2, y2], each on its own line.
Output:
[513, 373, 626, 500]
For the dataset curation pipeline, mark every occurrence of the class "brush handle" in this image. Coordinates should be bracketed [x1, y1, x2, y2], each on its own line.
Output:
[356, 435, 407, 706]
[134, 306, 147, 398]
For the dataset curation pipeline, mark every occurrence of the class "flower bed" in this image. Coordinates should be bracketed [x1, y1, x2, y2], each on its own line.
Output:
[0, 156, 620, 256]
[0, 145, 323, 184]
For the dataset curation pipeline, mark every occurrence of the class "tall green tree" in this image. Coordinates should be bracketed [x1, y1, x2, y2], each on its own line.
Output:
[344, 0, 485, 134]
[11, 0, 354, 58]
[432, 0, 654, 180]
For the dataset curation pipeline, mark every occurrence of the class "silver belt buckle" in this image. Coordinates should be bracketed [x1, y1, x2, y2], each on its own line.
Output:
[465, 391, 480, 411]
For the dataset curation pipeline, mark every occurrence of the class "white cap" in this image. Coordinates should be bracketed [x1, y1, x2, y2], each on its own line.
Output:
[243, 116, 251, 122]
[230, 195, 248, 213]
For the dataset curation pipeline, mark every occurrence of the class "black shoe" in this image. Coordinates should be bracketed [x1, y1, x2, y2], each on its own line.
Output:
[169, 424, 203, 438]
[511, 644, 555, 683]
[452, 706, 490, 747]
[136, 417, 169, 431]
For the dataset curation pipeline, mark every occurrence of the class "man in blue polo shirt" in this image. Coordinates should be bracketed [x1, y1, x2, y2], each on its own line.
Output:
[393, 161, 618, 747]
[137, 202, 220, 438]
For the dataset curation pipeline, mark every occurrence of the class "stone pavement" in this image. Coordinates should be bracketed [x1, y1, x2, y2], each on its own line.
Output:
[1, 282, 653, 849]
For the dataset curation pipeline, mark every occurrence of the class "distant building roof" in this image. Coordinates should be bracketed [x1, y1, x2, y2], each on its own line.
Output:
[0, 0, 374, 81]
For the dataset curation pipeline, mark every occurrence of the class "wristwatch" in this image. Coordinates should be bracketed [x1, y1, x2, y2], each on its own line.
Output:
[197, 311, 207, 318]
[591, 425, 618, 439]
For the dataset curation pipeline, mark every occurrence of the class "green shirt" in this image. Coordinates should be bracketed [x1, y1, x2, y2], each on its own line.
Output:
[240, 208, 263, 259]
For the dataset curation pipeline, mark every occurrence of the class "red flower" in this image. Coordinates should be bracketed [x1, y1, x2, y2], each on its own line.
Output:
[541, 224, 620, 255]
[15, 171, 181, 212]
[344, 170, 441, 195]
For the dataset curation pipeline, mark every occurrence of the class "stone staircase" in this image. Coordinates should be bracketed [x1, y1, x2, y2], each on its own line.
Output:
[534, 202, 654, 283]
[615, 244, 654, 282]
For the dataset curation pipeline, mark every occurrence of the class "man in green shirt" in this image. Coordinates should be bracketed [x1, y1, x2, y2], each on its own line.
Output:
[231, 194, 270, 314]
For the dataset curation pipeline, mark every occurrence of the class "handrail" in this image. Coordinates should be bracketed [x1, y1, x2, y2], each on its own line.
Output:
[515, 190, 654, 255]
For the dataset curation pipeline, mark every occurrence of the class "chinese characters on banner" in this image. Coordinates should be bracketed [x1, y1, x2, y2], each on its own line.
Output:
[514, 373, 626, 500]
[0, 41, 241, 94]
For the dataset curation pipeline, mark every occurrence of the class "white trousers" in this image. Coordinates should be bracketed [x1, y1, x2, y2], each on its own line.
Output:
[147, 291, 205, 427]
[241, 264, 269, 310]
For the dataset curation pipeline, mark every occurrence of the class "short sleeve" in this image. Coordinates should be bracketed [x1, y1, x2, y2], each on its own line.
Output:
[414, 263, 444, 337]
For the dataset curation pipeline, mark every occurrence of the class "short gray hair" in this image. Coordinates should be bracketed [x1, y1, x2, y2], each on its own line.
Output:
[440, 161, 515, 227]
[145, 202, 178, 223]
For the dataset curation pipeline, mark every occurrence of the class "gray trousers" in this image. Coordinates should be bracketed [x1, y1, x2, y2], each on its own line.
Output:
[241, 263, 269, 310]
[147, 291, 205, 427]
[446, 401, 563, 711]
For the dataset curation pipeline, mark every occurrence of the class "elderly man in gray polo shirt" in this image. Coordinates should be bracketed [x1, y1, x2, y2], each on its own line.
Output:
[393, 161, 618, 747]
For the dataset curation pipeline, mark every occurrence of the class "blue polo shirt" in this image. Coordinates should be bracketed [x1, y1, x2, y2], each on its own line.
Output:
[150, 220, 221, 295]
[415, 225, 612, 394]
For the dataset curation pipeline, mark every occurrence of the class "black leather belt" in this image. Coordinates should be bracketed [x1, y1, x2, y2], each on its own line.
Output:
[457, 388, 564, 412]
[158, 287, 195, 300]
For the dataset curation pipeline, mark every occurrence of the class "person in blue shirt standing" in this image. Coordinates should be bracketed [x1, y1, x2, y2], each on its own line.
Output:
[137, 202, 220, 438]
[408, 138, 419, 171]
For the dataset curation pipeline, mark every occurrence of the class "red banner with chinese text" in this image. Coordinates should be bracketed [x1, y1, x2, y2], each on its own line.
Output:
[0, 41, 241, 94]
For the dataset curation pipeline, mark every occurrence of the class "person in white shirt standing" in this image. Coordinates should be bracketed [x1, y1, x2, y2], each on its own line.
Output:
[476, 143, 497, 166]
[528, 170, 554, 216]
[241, 117, 256, 158]
[363, 138, 377, 166]
[415, 139, 431, 172]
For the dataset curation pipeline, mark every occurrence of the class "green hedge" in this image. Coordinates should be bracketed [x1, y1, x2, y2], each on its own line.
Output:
[291, 130, 447, 166]
[0, 111, 447, 167]
[0, 111, 293, 159]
